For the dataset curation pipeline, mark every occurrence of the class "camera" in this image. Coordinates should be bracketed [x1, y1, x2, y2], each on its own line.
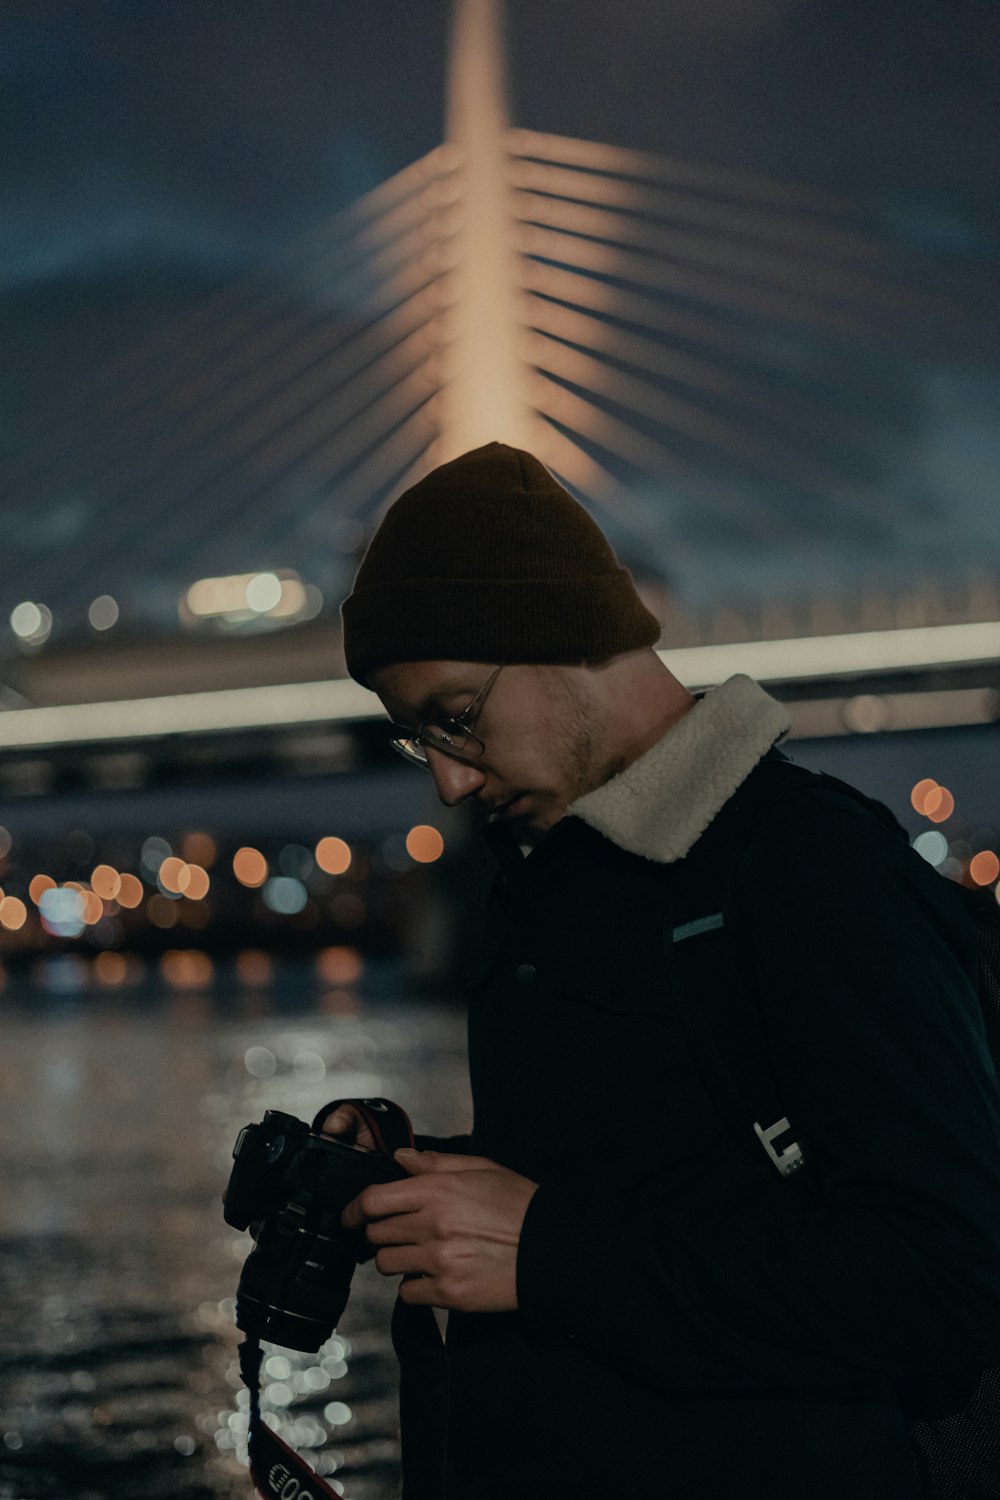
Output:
[224, 1108, 407, 1352]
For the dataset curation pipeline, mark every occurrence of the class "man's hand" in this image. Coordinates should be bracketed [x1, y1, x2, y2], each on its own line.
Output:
[318, 1104, 381, 1153]
[341, 1150, 539, 1312]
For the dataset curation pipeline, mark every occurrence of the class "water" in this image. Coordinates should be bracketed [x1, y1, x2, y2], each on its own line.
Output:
[0, 975, 470, 1500]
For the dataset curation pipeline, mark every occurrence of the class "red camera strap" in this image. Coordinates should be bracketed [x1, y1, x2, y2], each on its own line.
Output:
[240, 1336, 342, 1500]
[311, 1096, 416, 1156]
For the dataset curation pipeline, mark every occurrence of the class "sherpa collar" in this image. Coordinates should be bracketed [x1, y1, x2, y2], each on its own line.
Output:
[568, 674, 790, 864]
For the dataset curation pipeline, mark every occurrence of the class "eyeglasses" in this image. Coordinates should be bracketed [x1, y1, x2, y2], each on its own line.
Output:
[390, 666, 503, 769]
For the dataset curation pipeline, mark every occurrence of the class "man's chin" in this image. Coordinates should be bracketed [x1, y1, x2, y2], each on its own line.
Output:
[489, 793, 566, 833]
[491, 795, 534, 824]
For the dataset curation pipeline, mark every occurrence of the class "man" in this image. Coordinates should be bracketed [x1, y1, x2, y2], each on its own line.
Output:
[326, 442, 1000, 1498]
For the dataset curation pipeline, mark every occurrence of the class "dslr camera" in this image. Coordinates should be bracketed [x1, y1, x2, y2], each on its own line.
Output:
[223, 1101, 409, 1352]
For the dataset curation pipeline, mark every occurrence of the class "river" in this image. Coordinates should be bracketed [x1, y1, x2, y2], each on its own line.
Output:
[0, 963, 470, 1500]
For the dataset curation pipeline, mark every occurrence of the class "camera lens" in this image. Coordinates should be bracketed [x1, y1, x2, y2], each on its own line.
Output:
[226, 1118, 408, 1353]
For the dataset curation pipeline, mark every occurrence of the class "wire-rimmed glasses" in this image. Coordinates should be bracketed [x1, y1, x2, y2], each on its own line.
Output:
[389, 666, 503, 769]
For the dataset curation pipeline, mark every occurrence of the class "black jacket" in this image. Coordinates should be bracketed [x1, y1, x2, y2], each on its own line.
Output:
[394, 677, 1000, 1499]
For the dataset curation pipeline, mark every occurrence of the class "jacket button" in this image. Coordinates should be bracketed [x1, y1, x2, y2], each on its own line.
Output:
[514, 963, 536, 985]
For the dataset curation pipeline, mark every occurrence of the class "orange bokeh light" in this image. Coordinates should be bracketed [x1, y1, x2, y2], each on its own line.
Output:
[910, 778, 938, 814]
[80, 891, 104, 925]
[316, 945, 363, 986]
[91, 864, 122, 901]
[233, 847, 268, 888]
[315, 836, 352, 876]
[116, 873, 144, 909]
[406, 825, 445, 864]
[160, 949, 214, 989]
[29, 874, 56, 905]
[159, 856, 192, 894]
[184, 864, 211, 900]
[181, 831, 218, 867]
[94, 951, 128, 986]
[235, 948, 273, 987]
[924, 786, 955, 824]
[970, 851, 1000, 886]
[0, 896, 28, 931]
[147, 895, 179, 929]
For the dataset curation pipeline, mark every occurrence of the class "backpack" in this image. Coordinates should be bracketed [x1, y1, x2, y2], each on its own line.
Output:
[665, 753, 1000, 1500]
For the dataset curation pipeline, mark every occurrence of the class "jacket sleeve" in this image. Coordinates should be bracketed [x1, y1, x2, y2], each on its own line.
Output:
[516, 792, 1000, 1394]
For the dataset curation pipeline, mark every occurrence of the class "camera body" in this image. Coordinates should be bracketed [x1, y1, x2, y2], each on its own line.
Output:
[224, 1108, 407, 1352]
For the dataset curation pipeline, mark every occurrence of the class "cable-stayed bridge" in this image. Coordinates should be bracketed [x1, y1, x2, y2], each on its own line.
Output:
[0, 0, 996, 732]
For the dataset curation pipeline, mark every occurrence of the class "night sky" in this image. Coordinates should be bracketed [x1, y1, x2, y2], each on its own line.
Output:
[3, 0, 998, 642]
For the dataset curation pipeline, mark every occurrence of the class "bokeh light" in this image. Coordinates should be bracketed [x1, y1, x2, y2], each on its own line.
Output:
[235, 949, 273, 987]
[147, 895, 179, 929]
[160, 949, 213, 989]
[0, 897, 28, 931]
[315, 837, 351, 876]
[316, 946, 363, 986]
[406, 825, 445, 863]
[233, 847, 268, 888]
[263, 877, 308, 915]
[245, 572, 283, 612]
[29, 874, 56, 905]
[181, 831, 217, 867]
[94, 951, 128, 986]
[91, 864, 122, 901]
[924, 786, 955, 824]
[331, 892, 366, 929]
[80, 891, 103, 925]
[39, 887, 85, 938]
[279, 843, 314, 879]
[184, 864, 211, 899]
[913, 831, 949, 867]
[910, 778, 939, 815]
[0, 827, 11, 858]
[141, 836, 172, 879]
[10, 600, 52, 644]
[159, 856, 192, 895]
[88, 595, 119, 631]
[970, 851, 1000, 886]
[116, 873, 144, 909]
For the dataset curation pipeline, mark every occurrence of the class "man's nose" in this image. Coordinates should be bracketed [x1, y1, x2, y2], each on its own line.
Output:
[426, 749, 486, 806]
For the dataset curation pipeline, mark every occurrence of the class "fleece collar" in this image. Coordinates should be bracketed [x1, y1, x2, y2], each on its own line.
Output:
[567, 674, 790, 864]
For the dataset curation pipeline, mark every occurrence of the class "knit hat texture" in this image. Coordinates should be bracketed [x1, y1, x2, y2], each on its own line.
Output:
[341, 442, 661, 686]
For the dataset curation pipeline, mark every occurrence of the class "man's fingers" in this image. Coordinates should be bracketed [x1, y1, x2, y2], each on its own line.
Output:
[393, 1148, 490, 1174]
[340, 1177, 427, 1231]
[397, 1273, 440, 1306]
[320, 1107, 357, 1136]
[374, 1245, 427, 1277]
[364, 1213, 418, 1247]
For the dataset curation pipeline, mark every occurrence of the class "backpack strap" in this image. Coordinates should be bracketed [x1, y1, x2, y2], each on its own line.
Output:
[664, 752, 896, 1181]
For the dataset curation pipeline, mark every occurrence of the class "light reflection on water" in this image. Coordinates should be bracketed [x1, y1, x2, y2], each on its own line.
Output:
[0, 971, 469, 1499]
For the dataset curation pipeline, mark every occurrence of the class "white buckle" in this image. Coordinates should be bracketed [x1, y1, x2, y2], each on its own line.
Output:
[754, 1117, 805, 1177]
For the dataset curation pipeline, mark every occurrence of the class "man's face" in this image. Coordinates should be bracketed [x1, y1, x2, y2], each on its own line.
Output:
[370, 660, 607, 834]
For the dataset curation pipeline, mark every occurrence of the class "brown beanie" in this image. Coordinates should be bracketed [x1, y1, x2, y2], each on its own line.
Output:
[341, 442, 661, 686]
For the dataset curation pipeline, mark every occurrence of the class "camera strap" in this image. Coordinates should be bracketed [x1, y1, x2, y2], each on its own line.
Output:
[237, 1099, 415, 1498]
[240, 1334, 342, 1500]
[311, 1097, 416, 1154]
